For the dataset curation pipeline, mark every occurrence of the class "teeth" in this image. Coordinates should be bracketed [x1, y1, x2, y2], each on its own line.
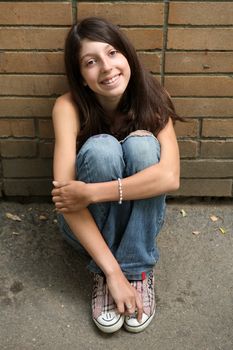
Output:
[102, 75, 119, 85]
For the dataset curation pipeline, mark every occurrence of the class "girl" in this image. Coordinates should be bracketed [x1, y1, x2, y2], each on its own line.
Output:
[51, 17, 181, 334]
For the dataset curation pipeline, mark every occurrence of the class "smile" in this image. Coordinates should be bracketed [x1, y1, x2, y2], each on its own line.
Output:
[101, 74, 121, 85]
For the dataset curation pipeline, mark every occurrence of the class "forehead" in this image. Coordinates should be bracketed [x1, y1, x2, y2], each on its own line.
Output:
[80, 39, 112, 57]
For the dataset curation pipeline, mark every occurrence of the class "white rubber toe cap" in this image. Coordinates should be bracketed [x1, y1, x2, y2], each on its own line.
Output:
[93, 311, 124, 333]
[124, 309, 155, 333]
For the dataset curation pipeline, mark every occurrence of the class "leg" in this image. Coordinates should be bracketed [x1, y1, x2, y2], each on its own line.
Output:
[56, 134, 145, 333]
[117, 132, 166, 333]
[115, 132, 166, 280]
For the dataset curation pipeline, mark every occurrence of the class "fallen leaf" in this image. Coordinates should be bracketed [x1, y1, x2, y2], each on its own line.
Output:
[5, 212, 22, 222]
[210, 215, 218, 222]
[219, 227, 226, 234]
[192, 231, 200, 236]
[180, 209, 187, 217]
[12, 231, 20, 235]
[39, 215, 47, 221]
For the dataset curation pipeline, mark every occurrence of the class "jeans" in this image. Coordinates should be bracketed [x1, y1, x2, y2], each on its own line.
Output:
[57, 132, 166, 280]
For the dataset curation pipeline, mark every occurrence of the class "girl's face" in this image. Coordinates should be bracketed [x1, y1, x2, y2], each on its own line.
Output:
[79, 39, 131, 110]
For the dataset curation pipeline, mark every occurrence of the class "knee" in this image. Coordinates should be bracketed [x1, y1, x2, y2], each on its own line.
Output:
[82, 134, 121, 162]
[77, 134, 124, 181]
[122, 132, 161, 174]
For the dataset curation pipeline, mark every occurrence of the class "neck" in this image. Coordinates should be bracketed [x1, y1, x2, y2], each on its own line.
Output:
[97, 96, 120, 115]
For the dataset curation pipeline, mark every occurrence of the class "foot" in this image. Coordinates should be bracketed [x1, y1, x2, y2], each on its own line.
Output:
[124, 271, 155, 333]
[92, 274, 124, 333]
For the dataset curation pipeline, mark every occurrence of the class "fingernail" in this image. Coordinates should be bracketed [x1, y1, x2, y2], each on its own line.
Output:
[53, 181, 58, 186]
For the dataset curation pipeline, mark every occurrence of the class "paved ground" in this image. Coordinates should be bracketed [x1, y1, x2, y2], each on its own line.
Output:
[0, 200, 232, 350]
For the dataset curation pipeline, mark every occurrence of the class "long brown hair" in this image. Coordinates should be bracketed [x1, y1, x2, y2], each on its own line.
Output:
[65, 17, 182, 148]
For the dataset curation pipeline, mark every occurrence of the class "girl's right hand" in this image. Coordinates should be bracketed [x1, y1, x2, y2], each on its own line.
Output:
[106, 269, 143, 321]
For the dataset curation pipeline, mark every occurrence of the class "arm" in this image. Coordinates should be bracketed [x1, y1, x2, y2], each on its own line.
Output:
[54, 118, 180, 211]
[51, 93, 143, 319]
[52, 93, 79, 182]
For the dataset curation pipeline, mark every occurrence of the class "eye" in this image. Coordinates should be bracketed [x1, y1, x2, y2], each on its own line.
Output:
[109, 49, 118, 57]
[86, 58, 97, 66]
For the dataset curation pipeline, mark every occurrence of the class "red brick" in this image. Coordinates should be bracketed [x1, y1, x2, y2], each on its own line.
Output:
[178, 140, 199, 158]
[0, 52, 64, 74]
[173, 179, 232, 197]
[0, 119, 35, 137]
[2, 159, 52, 178]
[0, 140, 37, 157]
[167, 28, 233, 50]
[122, 29, 163, 50]
[78, 2, 164, 25]
[39, 142, 54, 158]
[181, 160, 233, 178]
[0, 2, 72, 25]
[154, 75, 162, 84]
[0, 98, 55, 117]
[174, 119, 199, 138]
[0, 28, 68, 50]
[38, 120, 54, 139]
[202, 119, 233, 138]
[173, 98, 233, 118]
[169, 2, 233, 25]
[201, 141, 233, 159]
[165, 76, 233, 97]
[165, 52, 233, 74]
[3, 179, 53, 196]
[0, 75, 68, 96]
[138, 52, 161, 73]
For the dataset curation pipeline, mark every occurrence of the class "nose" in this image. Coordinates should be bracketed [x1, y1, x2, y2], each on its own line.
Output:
[100, 57, 112, 72]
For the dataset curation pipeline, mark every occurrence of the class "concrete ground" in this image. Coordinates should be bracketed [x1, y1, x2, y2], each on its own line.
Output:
[0, 200, 232, 350]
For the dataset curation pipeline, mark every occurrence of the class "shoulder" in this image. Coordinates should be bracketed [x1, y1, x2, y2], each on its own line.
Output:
[53, 92, 78, 117]
[52, 92, 80, 136]
[157, 118, 176, 143]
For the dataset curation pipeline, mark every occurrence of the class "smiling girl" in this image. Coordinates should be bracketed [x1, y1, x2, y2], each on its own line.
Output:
[51, 17, 182, 334]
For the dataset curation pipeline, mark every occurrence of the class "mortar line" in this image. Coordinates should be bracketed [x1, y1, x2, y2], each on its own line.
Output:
[72, 0, 77, 24]
[161, 0, 170, 87]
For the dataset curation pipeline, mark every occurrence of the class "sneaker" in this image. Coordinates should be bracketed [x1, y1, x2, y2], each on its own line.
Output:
[92, 274, 124, 333]
[124, 271, 155, 333]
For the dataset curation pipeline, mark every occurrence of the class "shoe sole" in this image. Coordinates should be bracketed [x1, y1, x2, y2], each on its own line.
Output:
[93, 315, 124, 333]
[124, 309, 156, 333]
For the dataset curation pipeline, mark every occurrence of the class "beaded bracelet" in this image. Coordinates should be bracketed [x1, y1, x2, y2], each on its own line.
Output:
[117, 178, 123, 204]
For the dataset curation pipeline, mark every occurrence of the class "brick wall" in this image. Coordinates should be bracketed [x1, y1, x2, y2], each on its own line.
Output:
[0, 1, 232, 198]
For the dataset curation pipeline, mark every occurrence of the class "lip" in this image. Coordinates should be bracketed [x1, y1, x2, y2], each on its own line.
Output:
[100, 74, 121, 86]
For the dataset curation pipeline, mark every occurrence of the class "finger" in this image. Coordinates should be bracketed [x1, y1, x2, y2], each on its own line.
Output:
[51, 188, 60, 196]
[56, 207, 69, 213]
[52, 196, 60, 203]
[53, 181, 68, 188]
[55, 202, 64, 209]
[135, 293, 143, 321]
[116, 301, 125, 315]
[125, 301, 136, 315]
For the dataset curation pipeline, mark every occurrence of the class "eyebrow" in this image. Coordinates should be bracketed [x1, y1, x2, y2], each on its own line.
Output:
[80, 44, 112, 62]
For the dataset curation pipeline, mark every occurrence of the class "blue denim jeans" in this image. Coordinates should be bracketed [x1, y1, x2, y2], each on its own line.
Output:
[57, 132, 166, 280]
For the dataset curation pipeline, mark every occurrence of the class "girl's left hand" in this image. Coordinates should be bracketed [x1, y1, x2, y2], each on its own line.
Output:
[51, 180, 91, 213]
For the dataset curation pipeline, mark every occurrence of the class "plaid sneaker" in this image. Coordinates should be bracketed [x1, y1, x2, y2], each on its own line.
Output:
[92, 274, 124, 333]
[124, 270, 156, 333]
